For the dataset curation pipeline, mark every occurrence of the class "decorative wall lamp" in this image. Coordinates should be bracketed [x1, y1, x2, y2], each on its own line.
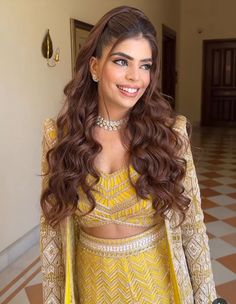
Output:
[41, 29, 60, 67]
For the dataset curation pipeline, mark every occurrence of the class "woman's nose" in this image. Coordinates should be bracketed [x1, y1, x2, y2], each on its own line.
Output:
[125, 66, 140, 81]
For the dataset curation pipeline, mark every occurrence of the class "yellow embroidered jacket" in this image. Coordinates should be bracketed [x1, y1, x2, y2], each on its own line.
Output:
[40, 115, 217, 304]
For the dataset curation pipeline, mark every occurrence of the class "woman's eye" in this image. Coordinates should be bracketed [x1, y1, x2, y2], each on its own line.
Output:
[141, 64, 152, 70]
[113, 59, 128, 66]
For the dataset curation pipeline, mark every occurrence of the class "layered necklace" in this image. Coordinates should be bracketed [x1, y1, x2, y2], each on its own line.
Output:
[96, 115, 129, 131]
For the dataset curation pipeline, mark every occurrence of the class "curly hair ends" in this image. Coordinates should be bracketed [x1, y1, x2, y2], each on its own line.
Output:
[40, 6, 191, 227]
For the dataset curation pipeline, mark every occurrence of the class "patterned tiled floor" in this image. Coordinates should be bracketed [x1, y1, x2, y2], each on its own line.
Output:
[0, 125, 236, 303]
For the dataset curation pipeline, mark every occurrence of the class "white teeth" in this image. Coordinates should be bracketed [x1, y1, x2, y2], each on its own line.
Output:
[118, 86, 138, 93]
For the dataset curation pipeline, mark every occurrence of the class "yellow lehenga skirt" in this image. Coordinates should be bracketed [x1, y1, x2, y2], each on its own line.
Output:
[76, 224, 174, 303]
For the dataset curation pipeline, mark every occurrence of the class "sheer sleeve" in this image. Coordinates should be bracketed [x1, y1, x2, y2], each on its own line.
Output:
[40, 119, 65, 304]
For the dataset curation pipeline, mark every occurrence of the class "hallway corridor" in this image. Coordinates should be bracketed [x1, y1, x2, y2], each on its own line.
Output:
[0, 125, 236, 304]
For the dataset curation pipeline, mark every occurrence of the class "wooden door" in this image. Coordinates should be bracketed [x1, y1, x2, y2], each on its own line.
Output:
[202, 39, 236, 126]
[162, 25, 176, 109]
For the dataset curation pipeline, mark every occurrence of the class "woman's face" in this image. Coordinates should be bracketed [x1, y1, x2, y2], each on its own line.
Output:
[90, 36, 153, 118]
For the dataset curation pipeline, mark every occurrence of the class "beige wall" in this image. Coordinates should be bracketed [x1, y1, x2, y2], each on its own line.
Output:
[178, 0, 236, 125]
[0, 0, 179, 252]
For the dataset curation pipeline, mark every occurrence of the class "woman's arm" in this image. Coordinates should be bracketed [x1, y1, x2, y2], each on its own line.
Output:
[176, 116, 217, 303]
[40, 119, 65, 304]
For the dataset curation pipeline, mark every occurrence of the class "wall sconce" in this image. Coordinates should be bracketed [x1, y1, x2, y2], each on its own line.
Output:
[41, 29, 60, 67]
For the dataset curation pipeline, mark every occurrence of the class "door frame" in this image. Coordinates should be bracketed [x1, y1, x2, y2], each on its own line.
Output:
[162, 24, 177, 109]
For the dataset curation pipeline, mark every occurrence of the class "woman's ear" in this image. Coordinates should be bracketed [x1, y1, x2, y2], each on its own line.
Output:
[89, 56, 99, 82]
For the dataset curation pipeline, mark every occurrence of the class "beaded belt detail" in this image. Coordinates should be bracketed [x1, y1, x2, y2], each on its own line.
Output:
[78, 224, 165, 256]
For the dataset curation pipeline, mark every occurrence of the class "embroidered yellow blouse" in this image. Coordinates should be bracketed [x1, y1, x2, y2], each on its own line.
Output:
[76, 165, 159, 228]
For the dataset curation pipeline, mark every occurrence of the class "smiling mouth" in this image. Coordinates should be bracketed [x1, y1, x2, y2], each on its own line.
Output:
[117, 85, 139, 94]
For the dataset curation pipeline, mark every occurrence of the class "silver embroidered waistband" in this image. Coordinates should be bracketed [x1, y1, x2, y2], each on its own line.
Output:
[78, 225, 165, 256]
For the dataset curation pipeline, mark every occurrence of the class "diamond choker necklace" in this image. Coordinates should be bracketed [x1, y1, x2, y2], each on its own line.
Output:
[96, 115, 128, 131]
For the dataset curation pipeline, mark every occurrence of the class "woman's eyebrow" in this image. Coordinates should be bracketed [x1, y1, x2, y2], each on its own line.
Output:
[110, 52, 152, 62]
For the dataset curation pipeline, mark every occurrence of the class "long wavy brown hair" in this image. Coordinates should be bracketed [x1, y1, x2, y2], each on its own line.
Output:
[41, 6, 191, 227]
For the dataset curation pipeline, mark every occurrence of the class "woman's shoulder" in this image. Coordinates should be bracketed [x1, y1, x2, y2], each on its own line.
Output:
[42, 118, 57, 147]
[172, 114, 188, 136]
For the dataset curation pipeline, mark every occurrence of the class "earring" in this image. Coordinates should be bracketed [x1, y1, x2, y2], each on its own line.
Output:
[92, 74, 98, 82]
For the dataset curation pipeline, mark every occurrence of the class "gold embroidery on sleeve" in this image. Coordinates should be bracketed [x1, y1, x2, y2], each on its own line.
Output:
[40, 119, 65, 304]
[175, 115, 217, 303]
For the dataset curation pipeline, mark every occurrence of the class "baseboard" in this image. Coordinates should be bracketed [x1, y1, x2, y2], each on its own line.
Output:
[0, 225, 39, 272]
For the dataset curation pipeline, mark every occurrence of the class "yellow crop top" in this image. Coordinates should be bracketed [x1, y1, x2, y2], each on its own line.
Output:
[75, 165, 159, 228]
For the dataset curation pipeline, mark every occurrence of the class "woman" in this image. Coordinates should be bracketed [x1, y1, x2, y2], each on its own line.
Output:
[40, 6, 217, 304]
